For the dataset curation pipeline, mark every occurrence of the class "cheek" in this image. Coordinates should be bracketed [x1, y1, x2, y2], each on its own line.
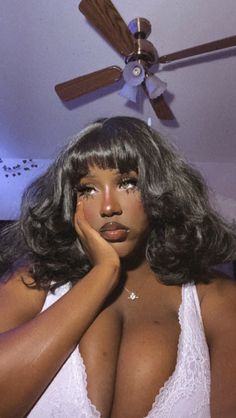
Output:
[81, 199, 99, 226]
[122, 194, 148, 225]
[127, 196, 143, 212]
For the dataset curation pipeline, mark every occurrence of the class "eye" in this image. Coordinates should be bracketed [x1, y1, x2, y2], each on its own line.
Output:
[119, 177, 138, 192]
[77, 185, 96, 199]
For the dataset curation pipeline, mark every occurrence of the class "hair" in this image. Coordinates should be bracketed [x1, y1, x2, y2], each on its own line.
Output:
[0, 116, 235, 290]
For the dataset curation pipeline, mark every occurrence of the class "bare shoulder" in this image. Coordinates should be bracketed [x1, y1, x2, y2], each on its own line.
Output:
[197, 272, 236, 344]
[0, 266, 47, 332]
[198, 273, 236, 415]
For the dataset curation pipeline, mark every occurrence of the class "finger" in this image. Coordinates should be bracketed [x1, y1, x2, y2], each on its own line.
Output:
[74, 201, 85, 238]
[74, 200, 97, 241]
[75, 199, 85, 218]
[75, 200, 95, 234]
[75, 201, 105, 245]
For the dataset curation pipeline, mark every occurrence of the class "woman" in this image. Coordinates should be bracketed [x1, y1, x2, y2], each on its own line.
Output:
[0, 116, 236, 417]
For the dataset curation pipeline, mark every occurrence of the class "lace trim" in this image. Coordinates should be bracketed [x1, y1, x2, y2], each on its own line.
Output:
[77, 347, 101, 417]
[145, 283, 210, 418]
[144, 299, 183, 417]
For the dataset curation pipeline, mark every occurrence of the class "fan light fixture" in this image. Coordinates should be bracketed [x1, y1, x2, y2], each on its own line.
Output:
[119, 83, 139, 102]
[119, 61, 145, 102]
[119, 60, 167, 102]
[122, 61, 145, 86]
[145, 75, 167, 99]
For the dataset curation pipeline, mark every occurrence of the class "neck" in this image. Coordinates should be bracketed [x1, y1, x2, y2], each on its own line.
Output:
[103, 259, 154, 307]
[119, 245, 159, 291]
[103, 245, 158, 307]
[122, 259, 153, 282]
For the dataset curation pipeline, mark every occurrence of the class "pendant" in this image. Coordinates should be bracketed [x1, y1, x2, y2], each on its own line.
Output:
[127, 291, 139, 301]
[124, 286, 139, 301]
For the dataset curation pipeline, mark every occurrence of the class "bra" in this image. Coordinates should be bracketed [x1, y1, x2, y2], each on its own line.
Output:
[28, 283, 211, 417]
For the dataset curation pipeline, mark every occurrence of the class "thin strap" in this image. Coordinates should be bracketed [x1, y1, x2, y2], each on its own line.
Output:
[182, 283, 202, 317]
[191, 284, 201, 315]
[191, 284, 204, 327]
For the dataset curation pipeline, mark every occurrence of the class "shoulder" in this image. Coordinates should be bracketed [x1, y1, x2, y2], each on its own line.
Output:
[0, 266, 47, 332]
[197, 273, 236, 415]
[197, 272, 236, 344]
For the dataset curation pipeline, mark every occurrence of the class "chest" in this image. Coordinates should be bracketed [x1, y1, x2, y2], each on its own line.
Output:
[119, 313, 180, 369]
[79, 297, 181, 418]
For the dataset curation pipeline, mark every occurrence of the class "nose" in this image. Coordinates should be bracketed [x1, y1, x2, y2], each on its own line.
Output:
[100, 189, 122, 218]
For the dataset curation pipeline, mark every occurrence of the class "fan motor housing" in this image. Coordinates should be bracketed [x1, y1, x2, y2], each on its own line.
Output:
[128, 17, 151, 39]
[128, 18, 158, 66]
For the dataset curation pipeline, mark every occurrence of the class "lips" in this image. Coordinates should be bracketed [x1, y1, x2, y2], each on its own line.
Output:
[99, 222, 129, 242]
[99, 222, 128, 232]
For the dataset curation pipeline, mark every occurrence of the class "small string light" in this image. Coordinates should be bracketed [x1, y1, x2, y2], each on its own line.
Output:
[0, 158, 38, 178]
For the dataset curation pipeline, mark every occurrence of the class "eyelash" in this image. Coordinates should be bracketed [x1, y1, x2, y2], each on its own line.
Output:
[119, 177, 138, 192]
[77, 177, 138, 198]
[76, 185, 96, 199]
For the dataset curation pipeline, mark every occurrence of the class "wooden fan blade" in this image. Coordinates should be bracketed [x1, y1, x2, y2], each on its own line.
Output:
[142, 83, 174, 120]
[149, 94, 175, 120]
[159, 35, 236, 63]
[55, 66, 123, 101]
[79, 0, 135, 57]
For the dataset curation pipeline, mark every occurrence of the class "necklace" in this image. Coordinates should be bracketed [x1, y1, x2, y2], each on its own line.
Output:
[124, 287, 139, 301]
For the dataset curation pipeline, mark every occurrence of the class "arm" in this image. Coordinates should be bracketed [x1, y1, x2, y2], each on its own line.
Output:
[0, 202, 120, 417]
[201, 278, 236, 417]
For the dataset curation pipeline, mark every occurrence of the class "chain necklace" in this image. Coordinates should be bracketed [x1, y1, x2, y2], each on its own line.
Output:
[124, 287, 139, 301]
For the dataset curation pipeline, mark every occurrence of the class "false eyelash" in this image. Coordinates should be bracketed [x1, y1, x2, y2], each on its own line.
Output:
[76, 185, 88, 192]
[75, 184, 96, 196]
[120, 177, 138, 185]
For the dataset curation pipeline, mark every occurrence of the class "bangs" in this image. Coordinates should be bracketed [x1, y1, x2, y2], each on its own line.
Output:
[69, 124, 140, 181]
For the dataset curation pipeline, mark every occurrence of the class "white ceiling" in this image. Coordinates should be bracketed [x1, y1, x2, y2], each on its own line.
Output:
[1, 0, 236, 165]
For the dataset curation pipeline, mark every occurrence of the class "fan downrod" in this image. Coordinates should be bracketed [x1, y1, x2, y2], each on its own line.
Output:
[127, 18, 158, 66]
[128, 18, 151, 39]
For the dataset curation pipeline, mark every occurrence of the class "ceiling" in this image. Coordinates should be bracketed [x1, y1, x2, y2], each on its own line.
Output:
[1, 0, 236, 165]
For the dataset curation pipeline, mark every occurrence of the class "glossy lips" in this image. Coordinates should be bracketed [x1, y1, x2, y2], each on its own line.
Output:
[99, 222, 129, 242]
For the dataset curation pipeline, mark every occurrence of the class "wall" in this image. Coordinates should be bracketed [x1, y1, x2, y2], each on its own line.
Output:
[0, 158, 51, 220]
[196, 162, 236, 222]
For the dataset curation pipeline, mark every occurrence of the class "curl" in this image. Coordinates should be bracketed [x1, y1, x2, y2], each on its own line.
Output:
[1, 116, 235, 289]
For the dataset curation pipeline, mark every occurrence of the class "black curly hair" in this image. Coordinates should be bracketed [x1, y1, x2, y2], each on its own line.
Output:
[0, 116, 235, 290]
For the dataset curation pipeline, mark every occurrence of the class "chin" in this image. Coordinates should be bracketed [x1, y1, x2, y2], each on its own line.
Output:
[110, 239, 146, 261]
[107, 240, 134, 257]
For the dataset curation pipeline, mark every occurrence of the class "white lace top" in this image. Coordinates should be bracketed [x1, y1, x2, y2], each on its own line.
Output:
[28, 283, 211, 417]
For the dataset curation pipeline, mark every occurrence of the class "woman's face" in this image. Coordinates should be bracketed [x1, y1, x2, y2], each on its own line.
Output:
[76, 164, 149, 258]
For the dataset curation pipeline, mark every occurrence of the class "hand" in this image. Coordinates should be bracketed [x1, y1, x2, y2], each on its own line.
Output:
[74, 201, 120, 270]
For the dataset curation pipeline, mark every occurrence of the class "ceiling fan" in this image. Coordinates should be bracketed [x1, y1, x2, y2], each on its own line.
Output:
[55, 0, 236, 120]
